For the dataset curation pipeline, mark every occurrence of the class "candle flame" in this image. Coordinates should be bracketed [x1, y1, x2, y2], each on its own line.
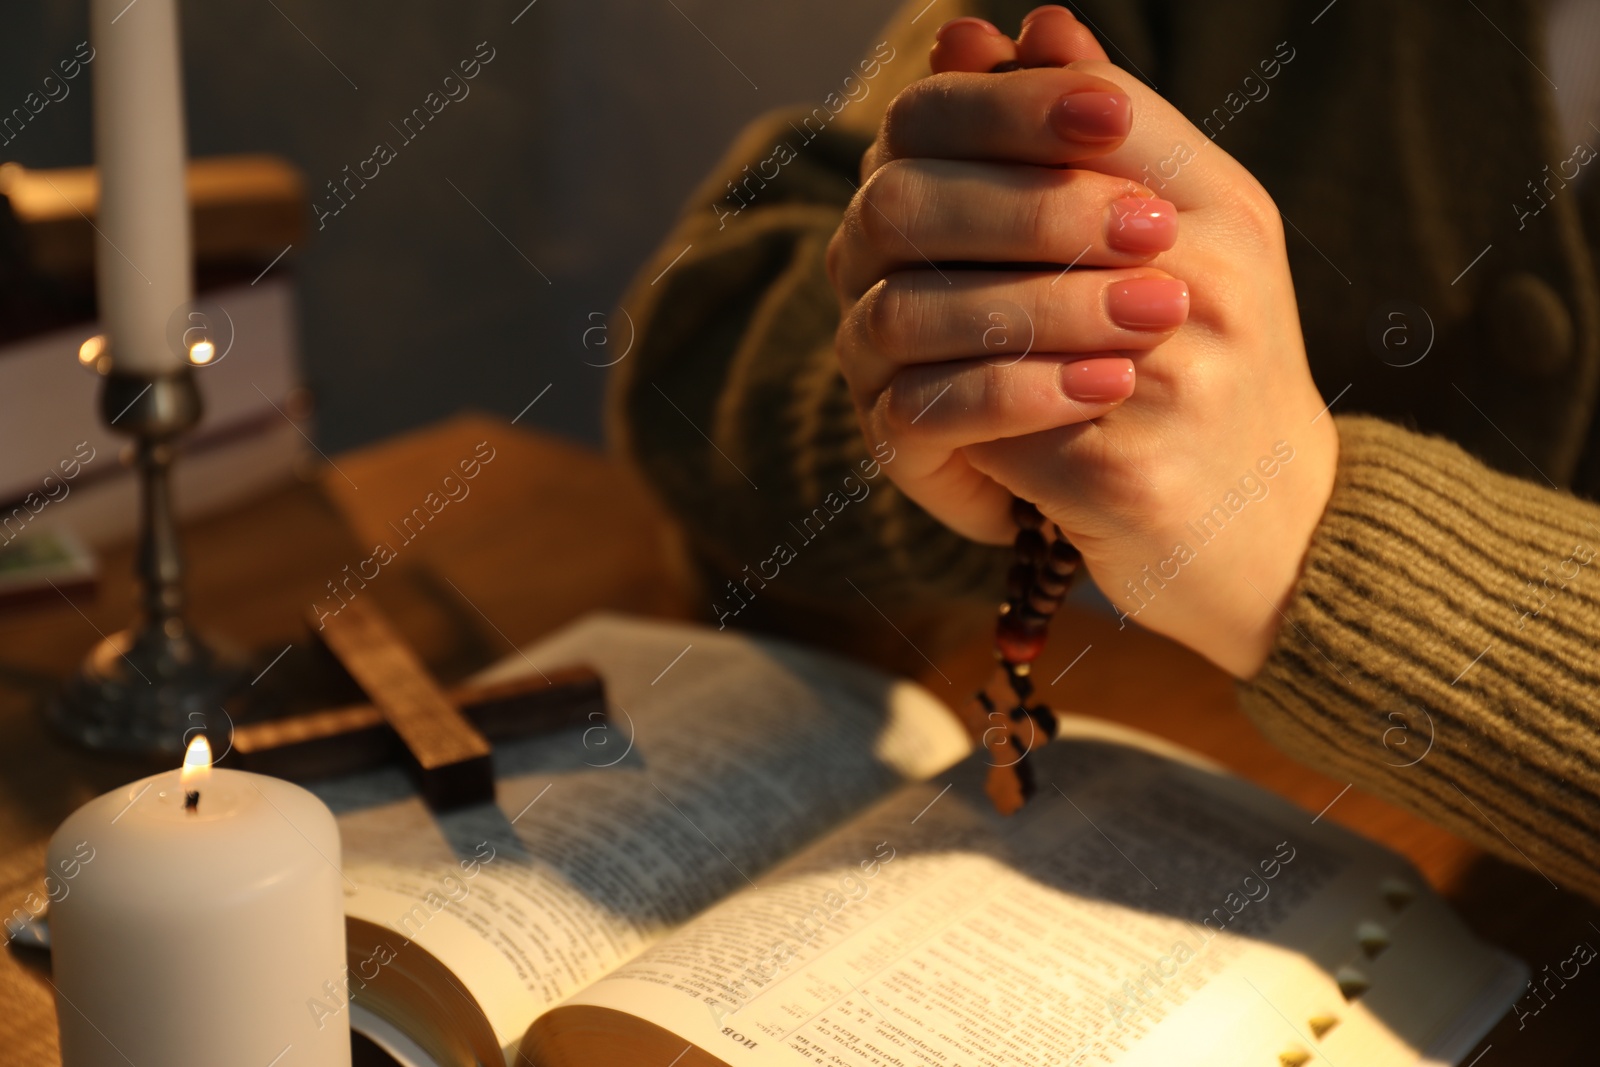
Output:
[187, 340, 216, 366]
[180, 734, 213, 790]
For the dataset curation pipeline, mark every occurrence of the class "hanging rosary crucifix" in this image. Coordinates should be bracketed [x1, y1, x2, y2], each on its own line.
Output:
[962, 497, 1081, 815]
[949, 57, 1092, 814]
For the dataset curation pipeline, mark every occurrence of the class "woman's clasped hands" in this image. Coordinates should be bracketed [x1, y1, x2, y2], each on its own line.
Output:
[827, 5, 1339, 677]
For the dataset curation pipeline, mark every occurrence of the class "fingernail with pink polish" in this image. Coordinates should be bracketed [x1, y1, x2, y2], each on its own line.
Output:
[1107, 278, 1189, 330]
[1061, 357, 1135, 403]
[1107, 197, 1177, 254]
[1050, 91, 1132, 142]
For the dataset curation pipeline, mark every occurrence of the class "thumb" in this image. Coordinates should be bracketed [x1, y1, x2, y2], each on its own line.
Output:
[930, 7, 1110, 75]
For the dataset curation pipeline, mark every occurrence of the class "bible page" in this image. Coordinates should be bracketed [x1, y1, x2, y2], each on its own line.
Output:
[319, 613, 972, 1063]
[546, 717, 1520, 1066]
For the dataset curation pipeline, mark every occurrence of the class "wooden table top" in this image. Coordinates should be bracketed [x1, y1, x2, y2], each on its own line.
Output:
[2, 414, 1591, 1063]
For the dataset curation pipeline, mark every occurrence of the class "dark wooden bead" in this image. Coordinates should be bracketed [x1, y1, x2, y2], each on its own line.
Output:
[1028, 589, 1064, 616]
[1006, 563, 1034, 600]
[1014, 528, 1047, 565]
[1011, 498, 1044, 530]
[1035, 571, 1068, 598]
[1006, 667, 1034, 703]
[1019, 602, 1053, 622]
[1045, 540, 1081, 577]
[1045, 559, 1079, 582]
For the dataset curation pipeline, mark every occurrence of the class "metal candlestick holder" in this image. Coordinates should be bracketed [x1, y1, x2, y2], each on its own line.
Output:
[49, 366, 244, 755]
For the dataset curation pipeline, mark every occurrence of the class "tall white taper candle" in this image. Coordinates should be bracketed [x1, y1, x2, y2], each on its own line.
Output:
[89, 0, 192, 374]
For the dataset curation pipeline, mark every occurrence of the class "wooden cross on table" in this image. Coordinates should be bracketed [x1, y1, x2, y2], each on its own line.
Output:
[230, 597, 607, 810]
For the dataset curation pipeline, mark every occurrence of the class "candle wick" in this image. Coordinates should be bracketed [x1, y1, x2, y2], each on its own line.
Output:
[184, 790, 200, 812]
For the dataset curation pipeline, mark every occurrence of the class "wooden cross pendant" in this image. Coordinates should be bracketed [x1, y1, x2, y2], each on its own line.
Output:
[230, 597, 606, 810]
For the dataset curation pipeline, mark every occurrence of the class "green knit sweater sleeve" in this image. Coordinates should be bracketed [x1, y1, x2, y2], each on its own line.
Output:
[605, 54, 1011, 617]
[1239, 414, 1600, 899]
[600, 0, 1088, 621]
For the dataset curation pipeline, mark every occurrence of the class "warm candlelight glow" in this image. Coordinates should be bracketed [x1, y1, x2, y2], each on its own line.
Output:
[78, 334, 107, 366]
[187, 340, 215, 365]
[181, 734, 213, 791]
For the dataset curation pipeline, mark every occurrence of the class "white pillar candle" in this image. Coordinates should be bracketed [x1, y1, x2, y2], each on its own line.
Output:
[47, 738, 351, 1067]
[89, 0, 193, 375]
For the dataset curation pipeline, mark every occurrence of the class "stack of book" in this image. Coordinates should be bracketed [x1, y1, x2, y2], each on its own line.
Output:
[0, 155, 311, 600]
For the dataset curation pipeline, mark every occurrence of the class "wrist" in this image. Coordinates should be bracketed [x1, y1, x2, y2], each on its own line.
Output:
[1096, 419, 1340, 678]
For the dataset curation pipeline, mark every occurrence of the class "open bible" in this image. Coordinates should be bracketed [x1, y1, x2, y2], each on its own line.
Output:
[315, 614, 1524, 1067]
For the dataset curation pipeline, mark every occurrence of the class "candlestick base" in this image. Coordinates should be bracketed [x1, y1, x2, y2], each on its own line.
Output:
[47, 365, 249, 756]
[50, 628, 246, 755]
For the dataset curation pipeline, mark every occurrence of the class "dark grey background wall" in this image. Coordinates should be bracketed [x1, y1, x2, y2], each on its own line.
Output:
[3, 0, 901, 450]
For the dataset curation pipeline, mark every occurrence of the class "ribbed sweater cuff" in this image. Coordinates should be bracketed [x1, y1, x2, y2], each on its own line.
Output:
[1238, 414, 1600, 900]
